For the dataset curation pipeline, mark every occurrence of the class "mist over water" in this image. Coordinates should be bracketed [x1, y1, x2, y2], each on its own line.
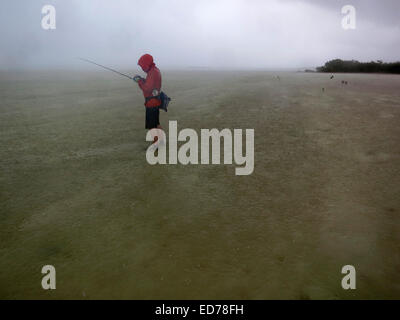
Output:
[1, 0, 399, 70]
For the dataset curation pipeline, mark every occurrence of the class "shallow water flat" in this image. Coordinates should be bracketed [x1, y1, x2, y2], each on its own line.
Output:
[0, 71, 399, 299]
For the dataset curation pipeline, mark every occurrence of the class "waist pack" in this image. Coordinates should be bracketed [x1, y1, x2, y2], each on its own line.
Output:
[145, 91, 171, 112]
[159, 92, 171, 112]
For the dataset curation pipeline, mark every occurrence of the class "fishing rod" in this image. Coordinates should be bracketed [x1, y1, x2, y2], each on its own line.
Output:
[78, 57, 134, 80]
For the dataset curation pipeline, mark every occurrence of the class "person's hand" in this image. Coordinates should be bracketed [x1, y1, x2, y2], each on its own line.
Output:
[133, 75, 143, 83]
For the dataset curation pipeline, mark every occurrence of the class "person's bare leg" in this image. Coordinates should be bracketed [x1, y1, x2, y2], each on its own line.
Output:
[156, 125, 164, 144]
[149, 129, 158, 145]
[149, 126, 163, 146]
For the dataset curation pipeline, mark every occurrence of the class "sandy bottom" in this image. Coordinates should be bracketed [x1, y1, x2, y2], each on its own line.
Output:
[0, 70, 399, 299]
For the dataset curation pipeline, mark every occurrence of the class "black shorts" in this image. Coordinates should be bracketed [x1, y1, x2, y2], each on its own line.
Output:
[145, 106, 160, 129]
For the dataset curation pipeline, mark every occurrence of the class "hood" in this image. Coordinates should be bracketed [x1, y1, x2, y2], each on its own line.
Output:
[138, 54, 155, 72]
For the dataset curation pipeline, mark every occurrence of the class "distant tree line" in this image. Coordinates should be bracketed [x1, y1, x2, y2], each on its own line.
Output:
[317, 59, 400, 74]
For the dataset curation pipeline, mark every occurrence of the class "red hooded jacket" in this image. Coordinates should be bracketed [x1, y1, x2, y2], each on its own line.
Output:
[137, 54, 162, 108]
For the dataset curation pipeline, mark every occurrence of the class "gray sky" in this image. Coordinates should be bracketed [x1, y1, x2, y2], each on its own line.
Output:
[0, 0, 399, 70]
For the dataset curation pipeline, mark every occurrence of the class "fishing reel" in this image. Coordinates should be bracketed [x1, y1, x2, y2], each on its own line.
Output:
[133, 75, 144, 83]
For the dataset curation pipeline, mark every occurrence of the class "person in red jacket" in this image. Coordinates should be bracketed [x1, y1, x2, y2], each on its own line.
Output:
[134, 54, 163, 145]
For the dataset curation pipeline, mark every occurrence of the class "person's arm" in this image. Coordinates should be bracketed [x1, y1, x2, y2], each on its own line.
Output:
[138, 73, 154, 92]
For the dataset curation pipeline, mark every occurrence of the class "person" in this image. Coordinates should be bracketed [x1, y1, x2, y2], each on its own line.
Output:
[134, 54, 163, 146]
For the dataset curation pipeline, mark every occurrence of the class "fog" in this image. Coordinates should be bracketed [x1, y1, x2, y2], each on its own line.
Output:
[0, 0, 399, 70]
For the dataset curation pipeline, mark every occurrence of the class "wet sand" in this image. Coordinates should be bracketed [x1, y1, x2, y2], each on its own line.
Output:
[0, 70, 399, 299]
